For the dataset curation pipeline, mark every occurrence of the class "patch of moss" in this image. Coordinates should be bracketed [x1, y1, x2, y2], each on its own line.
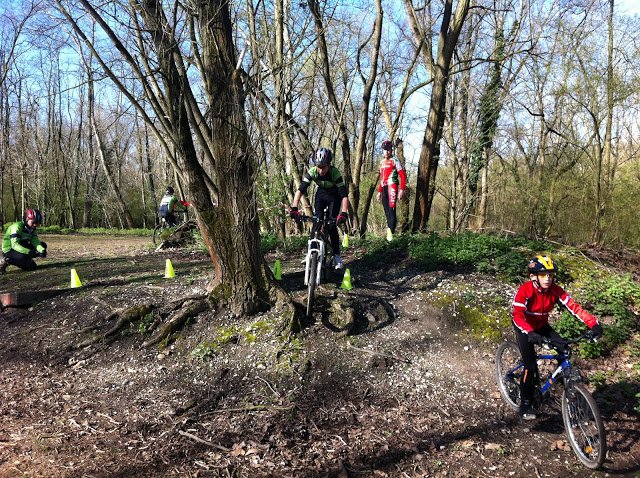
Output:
[428, 291, 509, 343]
[191, 325, 239, 360]
[457, 304, 506, 342]
[192, 318, 276, 361]
[209, 283, 233, 303]
[429, 292, 455, 309]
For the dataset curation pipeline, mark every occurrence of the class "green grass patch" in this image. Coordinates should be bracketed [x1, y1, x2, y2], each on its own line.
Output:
[361, 231, 552, 282]
[37, 225, 153, 236]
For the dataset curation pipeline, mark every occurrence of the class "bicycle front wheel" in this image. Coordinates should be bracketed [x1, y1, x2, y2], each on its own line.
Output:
[306, 251, 319, 317]
[561, 382, 607, 469]
[152, 224, 164, 245]
[495, 341, 522, 411]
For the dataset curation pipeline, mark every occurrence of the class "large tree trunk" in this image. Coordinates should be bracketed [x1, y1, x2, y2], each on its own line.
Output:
[351, 0, 383, 235]
[592, 0, 615, 245]
[408, 0, 470, 232]
[138, 0, 272, 315]
[412, 69, 449, 232]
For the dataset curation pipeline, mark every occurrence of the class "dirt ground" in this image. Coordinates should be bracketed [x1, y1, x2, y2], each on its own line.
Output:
[0, 234, 638, 477]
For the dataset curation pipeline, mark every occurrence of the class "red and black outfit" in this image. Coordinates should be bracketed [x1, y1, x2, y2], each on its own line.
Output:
[377, 157, 406, 233]
[512, 281, 599, 402]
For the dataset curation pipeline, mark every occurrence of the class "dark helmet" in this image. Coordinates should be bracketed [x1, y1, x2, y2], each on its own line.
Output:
[314, 147, 332, 167]
[165, 186, 175, 195]
[528, 255, 556, 274]
[24, 208, 43, 225]
[381, 140, 393, 151]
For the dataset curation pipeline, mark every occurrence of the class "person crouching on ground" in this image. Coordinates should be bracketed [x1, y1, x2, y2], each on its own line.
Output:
[0, 209, 48, 273]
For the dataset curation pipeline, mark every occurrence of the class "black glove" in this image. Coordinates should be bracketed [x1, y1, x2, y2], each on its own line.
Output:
[39, 249, 47, 258]
[336, 212, 348, 226]
[591, 324, 603, 338]
[28, 249, 38, 258]
[527, 332, 544, 345]
[289, 206, 300, 221]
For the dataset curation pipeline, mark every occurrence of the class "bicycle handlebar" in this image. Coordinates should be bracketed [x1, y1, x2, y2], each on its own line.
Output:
[542, 330, 597, 351]
[296, 214, 337, 226]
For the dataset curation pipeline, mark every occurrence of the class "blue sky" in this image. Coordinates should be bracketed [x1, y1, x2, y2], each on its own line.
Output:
[618, 0, 640, 15]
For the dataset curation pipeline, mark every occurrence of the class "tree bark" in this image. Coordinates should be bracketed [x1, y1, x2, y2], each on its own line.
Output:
[407, 0, 471, 232]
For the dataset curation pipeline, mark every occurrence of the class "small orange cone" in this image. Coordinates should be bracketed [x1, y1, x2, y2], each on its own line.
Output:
[340, 268, 353, 290]
[164, 259, 175, 278]
[70, 268, 82, 288]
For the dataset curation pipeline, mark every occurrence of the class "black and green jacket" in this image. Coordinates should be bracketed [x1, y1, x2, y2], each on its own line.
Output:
[2, 221, 45, 255]
[299, 166, 348, 199]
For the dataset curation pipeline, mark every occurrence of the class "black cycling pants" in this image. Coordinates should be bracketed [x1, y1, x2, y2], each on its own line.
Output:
[313, 188, 341, 255]
[381, 186, 397, 233]
[513, 323, 564, 403]
[3, 249, 38, 271]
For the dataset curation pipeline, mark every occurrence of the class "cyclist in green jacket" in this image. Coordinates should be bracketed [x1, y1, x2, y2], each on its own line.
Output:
[289, 148, 349, 269]
[0, 209, 47, 273]
[158, 186, 187, 227]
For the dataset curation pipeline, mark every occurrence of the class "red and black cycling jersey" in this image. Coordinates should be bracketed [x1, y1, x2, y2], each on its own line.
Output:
[512, 280, 599, 334]
[377, 158, 406, 192]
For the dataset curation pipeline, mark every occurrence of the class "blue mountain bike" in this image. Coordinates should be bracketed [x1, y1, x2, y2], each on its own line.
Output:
[495, 331, 606, 469]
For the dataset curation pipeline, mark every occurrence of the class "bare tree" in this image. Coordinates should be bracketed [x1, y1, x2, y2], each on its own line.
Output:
[403, 0, 471, 232]
[55, 0, 280, 315]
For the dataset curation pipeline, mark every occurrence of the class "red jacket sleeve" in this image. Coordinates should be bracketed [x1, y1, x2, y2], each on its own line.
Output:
[552, 284, 599, 328]
[512, 283, 534, 333]
[398, 168, 407, 190]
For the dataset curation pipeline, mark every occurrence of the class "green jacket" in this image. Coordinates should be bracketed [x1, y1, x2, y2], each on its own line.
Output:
[2, 221, 45, 255]
[159, 194, 187, 216]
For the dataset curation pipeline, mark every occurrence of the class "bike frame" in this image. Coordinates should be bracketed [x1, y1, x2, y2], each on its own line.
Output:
[508, 349, 575, 398]
[538, 352, 573, 396]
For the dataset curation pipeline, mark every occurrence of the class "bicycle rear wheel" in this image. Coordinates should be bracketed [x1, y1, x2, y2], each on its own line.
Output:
[306, 251, 319, 317]
[561, 382, 607, 469]
[495, 341, 523, 411]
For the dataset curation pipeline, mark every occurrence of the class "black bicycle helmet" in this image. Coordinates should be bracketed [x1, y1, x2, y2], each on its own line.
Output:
[381, 140, 393, 151]
[165, 186, 175, 195]
[314, 148, 332, 167]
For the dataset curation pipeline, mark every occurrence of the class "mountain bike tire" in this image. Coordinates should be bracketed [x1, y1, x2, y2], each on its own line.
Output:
[306, 251, 319, 317]
[152, 224, 165, 245]
[562, 382, 607, 469]
[495, 341, 523, 411]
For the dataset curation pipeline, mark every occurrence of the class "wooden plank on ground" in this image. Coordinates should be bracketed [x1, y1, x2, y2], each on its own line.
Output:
[0, 288, 72, 307]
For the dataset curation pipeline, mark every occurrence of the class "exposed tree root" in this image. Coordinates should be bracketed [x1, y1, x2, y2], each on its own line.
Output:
[76, 304, 153, 349]
[143, 298, 210, 348]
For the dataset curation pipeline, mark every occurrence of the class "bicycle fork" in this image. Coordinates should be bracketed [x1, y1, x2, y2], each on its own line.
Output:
[304, 238, 325, 286]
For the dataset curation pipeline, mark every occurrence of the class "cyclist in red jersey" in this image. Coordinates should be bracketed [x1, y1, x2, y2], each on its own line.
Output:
[376, 140, 406, 241]
[512, 255, 603, 420]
